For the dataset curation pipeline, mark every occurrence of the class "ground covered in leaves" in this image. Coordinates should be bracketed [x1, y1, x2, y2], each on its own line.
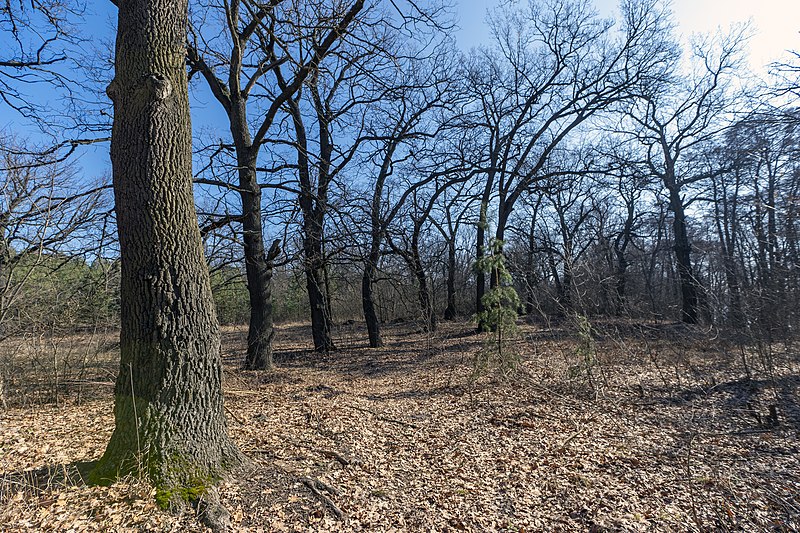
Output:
[1, 320, 799, 531]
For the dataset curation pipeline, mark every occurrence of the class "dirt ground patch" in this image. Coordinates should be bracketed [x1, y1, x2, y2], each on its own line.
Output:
[1, 320, 799, 531]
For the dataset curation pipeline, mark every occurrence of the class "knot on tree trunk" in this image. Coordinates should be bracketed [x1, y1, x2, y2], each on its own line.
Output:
[145, 74, 173, 100]
[105, 74, 173, 103]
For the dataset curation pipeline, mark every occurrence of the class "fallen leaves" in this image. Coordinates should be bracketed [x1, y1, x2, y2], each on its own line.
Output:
[1, 321, 799, 531]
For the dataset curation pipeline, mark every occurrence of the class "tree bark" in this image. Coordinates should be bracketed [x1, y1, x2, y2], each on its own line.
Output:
[362, 241, 383, 347]
[443, 238, 457, 320]
[361, 150, 391, 348]
[228, 97, 279, 370]
[288, 93, 335, 353]
[560, 262, 573, 313]
[668, 186, 698, 324]
[304, 223, 335, 352]
[92, 0, 242, 502]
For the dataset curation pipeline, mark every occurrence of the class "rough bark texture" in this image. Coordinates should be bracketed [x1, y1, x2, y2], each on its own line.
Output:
[92, 0, 242, 501]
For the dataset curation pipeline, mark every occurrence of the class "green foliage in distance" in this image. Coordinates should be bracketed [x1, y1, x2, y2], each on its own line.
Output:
[2, 253, 120, 334]
[209, 267, 250, 325]
[275, 269, 309, 323]
[208, 265, 311, 326]
[473, 240, 521, 379]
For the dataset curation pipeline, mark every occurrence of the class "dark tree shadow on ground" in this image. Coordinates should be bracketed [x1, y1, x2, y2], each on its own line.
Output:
[0, 460, 97, 501]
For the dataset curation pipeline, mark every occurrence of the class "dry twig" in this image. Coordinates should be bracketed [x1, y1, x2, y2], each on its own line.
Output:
[300, 476, 344, 520]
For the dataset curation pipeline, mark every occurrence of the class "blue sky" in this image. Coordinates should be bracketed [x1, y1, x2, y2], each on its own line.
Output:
[2, 0, 798, 183]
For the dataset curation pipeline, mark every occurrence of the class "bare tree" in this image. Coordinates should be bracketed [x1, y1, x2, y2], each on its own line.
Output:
[0, 140, 105, 337]
[0, 0, 83, 119]
[429, 181, 476, 320]
[357, 42, 460, 346]
[188, 0, 366, 365]
[619, 27, 747, 323]
[465, 0, 675, 317]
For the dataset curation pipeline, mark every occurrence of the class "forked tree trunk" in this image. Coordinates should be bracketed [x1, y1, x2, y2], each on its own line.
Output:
[92, 0, 242, 502]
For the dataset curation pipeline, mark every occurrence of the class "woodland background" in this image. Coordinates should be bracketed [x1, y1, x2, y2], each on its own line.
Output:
[1, 0, 799, 530]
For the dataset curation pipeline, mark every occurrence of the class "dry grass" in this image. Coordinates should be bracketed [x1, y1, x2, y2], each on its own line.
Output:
[1, 319, 799, 531]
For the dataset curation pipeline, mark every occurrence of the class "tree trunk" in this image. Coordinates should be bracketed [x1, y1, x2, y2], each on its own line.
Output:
[490, 206, 511, 292]
[443, 238, 457, 320]
[524, 203, 540, 316]
[613, 200, 635, 316]
[304, 221, 335, 352]
[614, 247, 628, 315]
[411, 223, 436, 333]
[92, 0, 242, 503]
[288, 95, 335, 353]
[362, 160, 388, 348]
[669, 187, 698, 324]
[362, 243, 383, 347]
[233, 144, 277, 370]
[412, 248, 436, 333]
[712, 173, 743, 327]
[475, 182, 492, 318]
[226, 89, 279, 370]
[560, 264, 573, 313]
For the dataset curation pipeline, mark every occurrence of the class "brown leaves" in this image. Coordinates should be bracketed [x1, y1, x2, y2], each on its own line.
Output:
[2, 322, 799, 531]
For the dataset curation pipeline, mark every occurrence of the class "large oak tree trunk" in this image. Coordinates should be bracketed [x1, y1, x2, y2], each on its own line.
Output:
[92, 0, 242, 502]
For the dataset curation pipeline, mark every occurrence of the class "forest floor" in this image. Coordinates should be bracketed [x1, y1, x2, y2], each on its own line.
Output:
[1, 319, 799, 532]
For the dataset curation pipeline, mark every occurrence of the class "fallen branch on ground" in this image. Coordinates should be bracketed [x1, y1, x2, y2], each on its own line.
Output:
[300, 476, 344, 520]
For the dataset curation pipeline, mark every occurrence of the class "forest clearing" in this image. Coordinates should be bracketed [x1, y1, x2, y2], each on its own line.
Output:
[2, 320, 798, 531]
[3, 0, 800, 529]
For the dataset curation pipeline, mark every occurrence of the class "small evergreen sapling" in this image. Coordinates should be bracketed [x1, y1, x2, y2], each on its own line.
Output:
[474, 240, 521, 378]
